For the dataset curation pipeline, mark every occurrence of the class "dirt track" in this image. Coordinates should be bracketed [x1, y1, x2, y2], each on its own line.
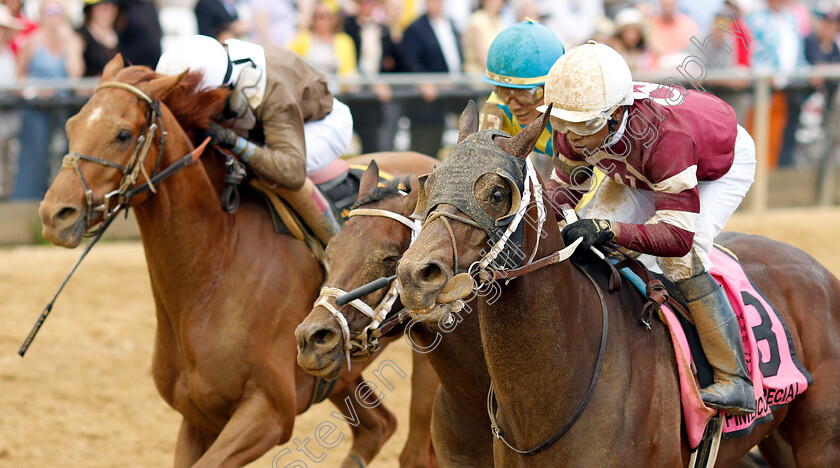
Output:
[1, 208, 839, 467]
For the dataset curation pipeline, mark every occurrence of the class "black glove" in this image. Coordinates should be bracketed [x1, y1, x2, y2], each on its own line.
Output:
[204, 122, 239, 149]
[561, 218, 617, 252]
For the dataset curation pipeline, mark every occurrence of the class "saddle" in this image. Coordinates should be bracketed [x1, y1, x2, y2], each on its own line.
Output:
[242, 158, 398, 270]
[578, 244, 812, 449]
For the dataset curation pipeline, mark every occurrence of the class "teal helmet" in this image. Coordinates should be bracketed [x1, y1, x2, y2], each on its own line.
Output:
[483, 20, 565, 89]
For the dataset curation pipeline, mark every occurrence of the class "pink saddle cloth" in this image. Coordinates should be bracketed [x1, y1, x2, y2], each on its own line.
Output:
[661, 247, 812, 449]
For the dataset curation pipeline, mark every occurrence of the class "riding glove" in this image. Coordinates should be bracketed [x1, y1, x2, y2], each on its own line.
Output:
[562, 218, 618, 251]
[205, 122, 239, 149]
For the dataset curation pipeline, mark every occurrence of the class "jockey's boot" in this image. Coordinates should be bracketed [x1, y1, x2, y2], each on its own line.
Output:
[274, 177, 341, 246]
[677, 272, 756, 415]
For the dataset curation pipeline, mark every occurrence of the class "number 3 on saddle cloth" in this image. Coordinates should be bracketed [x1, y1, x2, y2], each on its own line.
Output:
[619, 246, 813, 449]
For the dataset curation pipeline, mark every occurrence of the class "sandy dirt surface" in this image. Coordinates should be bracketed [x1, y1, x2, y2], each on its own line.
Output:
[1, 208, 839, 468]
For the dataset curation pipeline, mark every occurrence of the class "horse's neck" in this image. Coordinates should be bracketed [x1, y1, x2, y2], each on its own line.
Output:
[132, 116, 228, 311]
[477, 209, 602, 446]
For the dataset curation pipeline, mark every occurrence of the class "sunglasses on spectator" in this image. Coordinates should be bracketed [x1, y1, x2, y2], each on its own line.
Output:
[494, 86, 544, 107]
[43, 3, 66, 16]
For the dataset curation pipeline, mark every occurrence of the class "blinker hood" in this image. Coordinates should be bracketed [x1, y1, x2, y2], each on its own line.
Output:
[412, 129, 528, 270]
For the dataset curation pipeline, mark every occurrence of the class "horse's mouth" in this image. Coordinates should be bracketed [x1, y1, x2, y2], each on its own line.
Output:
[299, 356, 343, 380]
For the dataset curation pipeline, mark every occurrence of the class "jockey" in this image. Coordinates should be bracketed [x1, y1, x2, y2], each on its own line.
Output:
[481, 20, 604, 208]
[539, 41, 757, 415]
[480, 19, 564, 156]
[156, 34, 352, 245]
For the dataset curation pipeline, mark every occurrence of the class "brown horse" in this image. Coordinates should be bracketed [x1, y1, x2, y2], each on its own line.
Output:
[37, 55, 438, 468]
[396, 104, 840, 466]
[295, 162, 494, 467]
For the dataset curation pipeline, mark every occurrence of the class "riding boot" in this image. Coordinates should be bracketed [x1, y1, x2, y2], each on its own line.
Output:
[676, 272, 756, 415]
[273, 177, 341, 246]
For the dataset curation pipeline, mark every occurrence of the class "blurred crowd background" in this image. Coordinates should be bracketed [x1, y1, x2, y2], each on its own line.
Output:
[0, 0, 839, 207]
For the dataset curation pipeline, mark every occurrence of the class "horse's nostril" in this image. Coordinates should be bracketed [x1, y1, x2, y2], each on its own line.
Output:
[311, 328, 331, 344]
[418, 262, 445, 283]
[55, 206, 79, 224]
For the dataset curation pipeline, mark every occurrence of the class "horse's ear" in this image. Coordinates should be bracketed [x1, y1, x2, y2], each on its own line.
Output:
[495, 103, 551, 159]
[410, 173, 431, 221]
[100, 54, 124, 82]
[457, 100, 479, 143]
[358, 160, 380, 198]
[143, 71, 188, 101]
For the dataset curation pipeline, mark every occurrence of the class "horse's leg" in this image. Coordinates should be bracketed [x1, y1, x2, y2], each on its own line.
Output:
[173, 419, 214, 468]
[399, 352, 439, 468]
[191, 390, 291, 468]
[757, 430, 795, 468]
[328, 376, 397, 468]
[780, 364, 840, 467]
[429, 389, 493, 467]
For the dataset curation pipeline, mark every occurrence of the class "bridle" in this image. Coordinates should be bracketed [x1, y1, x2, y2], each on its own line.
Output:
[314, 203, 422, 369]
[420, 156, 608, 456]
[20, 81, 211, 357]
[61, 81, 166, 236]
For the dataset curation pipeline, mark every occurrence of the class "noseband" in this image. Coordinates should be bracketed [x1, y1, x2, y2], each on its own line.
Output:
[314, 204, 422, 369]
[61, 81, 166, 236]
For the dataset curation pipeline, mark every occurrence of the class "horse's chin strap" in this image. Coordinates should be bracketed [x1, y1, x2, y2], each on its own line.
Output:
[313, 206, 421, 370]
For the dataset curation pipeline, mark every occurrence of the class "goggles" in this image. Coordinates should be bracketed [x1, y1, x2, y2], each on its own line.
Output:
[550, 105, 620, 137]
[495, 86, 544, 107]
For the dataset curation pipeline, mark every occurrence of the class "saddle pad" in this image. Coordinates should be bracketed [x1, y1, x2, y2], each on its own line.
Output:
[621, 246, 813, 448]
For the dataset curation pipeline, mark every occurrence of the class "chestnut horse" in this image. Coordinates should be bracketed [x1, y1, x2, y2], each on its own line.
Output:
[37, 55, 439, 468]
[295, 162, 494, 467]
[397, 104, 840, 466]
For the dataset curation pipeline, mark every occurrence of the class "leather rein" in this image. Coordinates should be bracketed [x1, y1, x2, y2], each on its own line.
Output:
[425, 157, 609, 456]
[313, 205, 422, 369]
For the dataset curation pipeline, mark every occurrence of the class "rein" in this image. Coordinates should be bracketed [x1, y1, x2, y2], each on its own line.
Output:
[487, 264, 609, 455]
[313, 205, 421, 369]
[19, 81, 212, 357]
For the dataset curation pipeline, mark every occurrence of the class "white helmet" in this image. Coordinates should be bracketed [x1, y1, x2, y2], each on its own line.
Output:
[156, 35, 230, 90]
[537, 41, 634, 133]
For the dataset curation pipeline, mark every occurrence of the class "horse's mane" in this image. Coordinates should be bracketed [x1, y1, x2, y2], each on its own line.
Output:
[351, 177, 412, 209]
[112, 66, 230, 135]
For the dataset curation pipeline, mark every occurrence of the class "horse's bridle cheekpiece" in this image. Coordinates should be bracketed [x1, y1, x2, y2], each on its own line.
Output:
[60, 81, 167, 236]
[413, 129, 528, 271]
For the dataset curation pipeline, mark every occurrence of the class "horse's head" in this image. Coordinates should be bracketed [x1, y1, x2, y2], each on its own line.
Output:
[296, 161, 419, 379]
[398, 101, 552, 314]
[39, 54, 228, 248]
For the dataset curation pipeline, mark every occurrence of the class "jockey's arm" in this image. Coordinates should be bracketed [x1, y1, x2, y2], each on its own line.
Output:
[611, 188, 697, 257]
[611, 135, 700, 258]
[227, 99, 308, 191]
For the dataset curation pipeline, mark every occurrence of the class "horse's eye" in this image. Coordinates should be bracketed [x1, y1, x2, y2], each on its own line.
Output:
[382, 254, 400, 266]
[490, 187, 506, 204]
[115, 130, 133, 143]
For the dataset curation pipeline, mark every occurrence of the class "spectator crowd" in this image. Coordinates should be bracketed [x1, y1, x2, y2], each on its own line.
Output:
[2, 0, 840, 199]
